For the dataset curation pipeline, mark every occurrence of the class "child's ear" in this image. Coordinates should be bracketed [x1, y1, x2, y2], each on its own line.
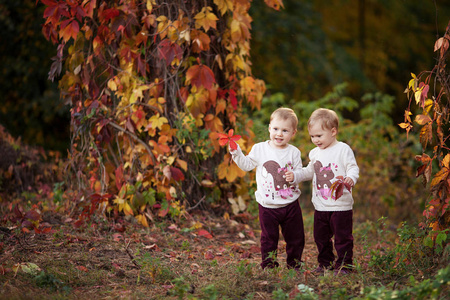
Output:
[331, 127, 337, 137]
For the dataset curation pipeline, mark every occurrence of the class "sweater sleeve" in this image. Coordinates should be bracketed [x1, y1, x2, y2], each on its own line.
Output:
[294, 149, 315, 182]
[231, 144, 258, 172]
[289, 147, 303, 185]
[344, 147, 359, 185]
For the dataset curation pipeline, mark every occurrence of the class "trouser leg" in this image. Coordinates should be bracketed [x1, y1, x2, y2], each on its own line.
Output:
[259, 204, 280, 269]
[280, 200, 305, 269]
[331, 210, 354, 269]
[314, 210, 335, 268]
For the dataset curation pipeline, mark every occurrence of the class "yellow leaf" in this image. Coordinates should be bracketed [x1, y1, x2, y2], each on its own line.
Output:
[148, 114, 168, 130]
[107, 77, 118, 91]
[430, 167, 450, 188]
[123, 202, 134, 216]
[136, 214, 149, 227]
[415, 89, 422, 104]
[218, 155, 246, 182]
[156, 16, 170, 39]
[443, 154, 450, 168]
[225, 53, 245, 71]
[176, 158, 188, 171]
[146, 0, 153, 12]
[424, 99, 433, 115]
[194, 7, 218, 32]
[214, 0, 233, 15]
[398, 122, 411, 129]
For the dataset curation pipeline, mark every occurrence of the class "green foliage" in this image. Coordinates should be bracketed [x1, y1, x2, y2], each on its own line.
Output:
[170, 276, 192, 299]
[369, 222, 437, 277]
[360, 266, 450, 300]
[136, 252, 176, 284]
[34, 271, 71, 293]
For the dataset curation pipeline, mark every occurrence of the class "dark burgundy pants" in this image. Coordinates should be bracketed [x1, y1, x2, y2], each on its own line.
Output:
[258, 200, 305, 269]
[314, 210, 353, 269]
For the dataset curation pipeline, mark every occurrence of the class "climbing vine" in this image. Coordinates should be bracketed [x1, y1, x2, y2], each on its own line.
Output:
[39, 0, 284, 226]
[400, 20, 450, 235]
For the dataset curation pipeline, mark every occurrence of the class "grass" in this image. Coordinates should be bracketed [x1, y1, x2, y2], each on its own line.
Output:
[0, 211, 448, 299]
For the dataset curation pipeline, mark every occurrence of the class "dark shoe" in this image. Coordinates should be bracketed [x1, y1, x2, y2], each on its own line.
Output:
[334, 268, 352, 276]
[312, 265, 332, 275]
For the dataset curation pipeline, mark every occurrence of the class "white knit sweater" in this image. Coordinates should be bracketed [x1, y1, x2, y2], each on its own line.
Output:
[296, 142, 359, 211]
[231, 141, 302, 209]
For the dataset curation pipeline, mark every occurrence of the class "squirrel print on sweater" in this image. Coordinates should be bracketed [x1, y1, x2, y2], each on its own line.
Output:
[313, 161, 336, 200]
[262, 160, 296, 200]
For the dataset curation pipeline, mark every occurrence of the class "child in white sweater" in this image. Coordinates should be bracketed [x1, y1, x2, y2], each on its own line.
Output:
[297, 108, 359, 275]
[230, 108, 305, 270]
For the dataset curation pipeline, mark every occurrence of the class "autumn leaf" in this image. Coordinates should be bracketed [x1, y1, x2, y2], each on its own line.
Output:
[218, 154, 246, 182]
[214, 0, 234, 15]
[330, 176, 352, 200]
[434, 37, 449, 58]
[60, 19, 79, 42]
[136, 214, 149, 227]
[415, 114, 432, 125]
[264, 0, 284, 10]
[186, 63, 216, 90]
[198, 229, 213, 239]
[217, 129, 241, 150]
[194, 6, 218, 32]
[204, 113, 223, 132]
[191, 30, 211, 53]
[157, 40, 183, 66]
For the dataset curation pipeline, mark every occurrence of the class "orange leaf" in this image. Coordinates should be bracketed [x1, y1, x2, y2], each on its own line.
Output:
[191, 30, 211, 53]
[218, 155, 246, 182]
[264, 0, 284, 10]
[76, 266, 89, 272]
[60, 19, 79, 42]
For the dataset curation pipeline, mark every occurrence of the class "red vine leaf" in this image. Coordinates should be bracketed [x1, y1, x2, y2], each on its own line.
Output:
[218, 129, 241, 150]
[186, 63, 216, 90]
[157, 40, 183, 66]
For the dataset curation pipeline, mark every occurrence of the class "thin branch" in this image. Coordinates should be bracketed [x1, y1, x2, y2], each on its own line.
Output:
[124, 239, 141, 269]
[108, 121, 157, 164]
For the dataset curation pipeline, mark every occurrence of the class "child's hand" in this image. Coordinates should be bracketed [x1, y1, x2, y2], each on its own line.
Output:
[285, 171, 294, 183]
[344, 177, 354, 187]
[229, 145, 237, 155]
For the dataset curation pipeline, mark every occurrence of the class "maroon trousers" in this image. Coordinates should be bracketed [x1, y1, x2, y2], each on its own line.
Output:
[258, 200, 305, 269]
[314, 210, 353, 270]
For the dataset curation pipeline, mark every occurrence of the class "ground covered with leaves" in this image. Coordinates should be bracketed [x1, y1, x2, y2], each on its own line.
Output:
[1, 209, 448, 300]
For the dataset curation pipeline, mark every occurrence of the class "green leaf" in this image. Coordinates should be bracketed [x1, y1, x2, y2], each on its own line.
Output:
[423, 236, 434, 248]
[436, 232, 447, 247]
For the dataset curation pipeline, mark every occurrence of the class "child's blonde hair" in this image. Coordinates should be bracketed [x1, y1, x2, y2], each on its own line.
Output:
[308, 108, 339, 131]
[270, 108, 298, 130]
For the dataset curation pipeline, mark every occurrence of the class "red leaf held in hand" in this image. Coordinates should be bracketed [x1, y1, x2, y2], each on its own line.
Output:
[217, 129, 241, 150]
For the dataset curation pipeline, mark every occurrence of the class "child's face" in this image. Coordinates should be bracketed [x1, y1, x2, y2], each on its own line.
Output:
[308, 122, 337, 150]
[268, 117, 296, 149]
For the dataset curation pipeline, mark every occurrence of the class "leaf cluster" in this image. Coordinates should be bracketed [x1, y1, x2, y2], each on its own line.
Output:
[37, 0, 281, 226]
[401, 20, 450, 234]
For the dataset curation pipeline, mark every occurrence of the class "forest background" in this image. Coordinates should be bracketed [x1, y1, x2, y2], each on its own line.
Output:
[0, 0, 450, 299]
